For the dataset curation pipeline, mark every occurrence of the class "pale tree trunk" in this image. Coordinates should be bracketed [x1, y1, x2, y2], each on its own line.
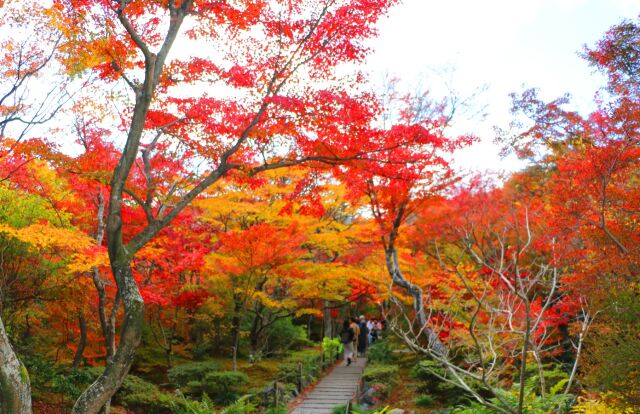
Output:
[72, 258, 144, 414]
[231, 298, 242, 372]
[73, 1, 192, 408]
[0, 316, 31, 414]
[323, 301, 333, 338]
[382, 204, 447, 356]
[89, 193, 118, 414]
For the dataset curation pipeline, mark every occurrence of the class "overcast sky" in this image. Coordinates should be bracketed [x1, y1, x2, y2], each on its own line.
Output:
[366, 0, 639, 172]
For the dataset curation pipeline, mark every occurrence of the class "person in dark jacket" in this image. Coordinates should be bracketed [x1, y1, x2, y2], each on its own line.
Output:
[339, 319, 355, 365]
[357, 315, 369, 357]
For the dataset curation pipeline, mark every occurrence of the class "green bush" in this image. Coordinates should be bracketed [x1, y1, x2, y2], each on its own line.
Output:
[119, 374, 160, 395]
[415, 394, 435, 407]
[169, 392, 214, 414]
[220, 395, 256, 414]
[322, 337, 343, 361]
[23, 357, 95, 401]
[115, 374, 183, 414]
[452, 390, 573, 414]
[50, 369, 95, 400]
[411, 359, 462, 397]
[168, 361, 222, 388]
[330, 403, 367, 414]
[367, 340, 394, 364]
[120, 391, 179, 414]
[362, 364, 399, 384]
[265, 317, 312, 354]
[263, 407, 287, 414]
[277, 349, 323, 390]
[202, 371, 249, 404]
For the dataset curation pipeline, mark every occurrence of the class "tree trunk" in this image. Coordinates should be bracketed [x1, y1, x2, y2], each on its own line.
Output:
[212, 318, 221, 354]
[230, 296, 242, 371]
[323, 301, 333, 338]
[383, 205, 447, 356]
[0, 316, 31, 414]
[72, 313, 88, 369]
[249, 303, 264, 353]
[72, 260, 144, 414]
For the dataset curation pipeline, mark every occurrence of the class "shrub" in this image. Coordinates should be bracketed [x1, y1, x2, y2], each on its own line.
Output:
[220, 395, 256, 414]
[119, 374, 160, 395]
[120, 391, 179, 414]
[168, 361, 222, 388]
[49, 368, 95, 400]
[265, 317, 312, 354]
[362, 365, 399, 384]
[115, 374, 183, 414]
[263, 407, 287, 414]
[277, 349, 323, 390]
[202, 371, 249, 404]
[367, 340, 394, 364]
[415, 394, 435, 407]
[322, 337, 343, 361]
[411, 359, 463, 397]
[330, 403, 367, 414]
[23, 357, 95, 401]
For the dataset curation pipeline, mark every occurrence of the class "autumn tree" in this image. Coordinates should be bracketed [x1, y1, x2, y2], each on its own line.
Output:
[493, 16, 640, 409]
[198, 168, 372, 366]
[0, 2, 73, 410]
[338, 80, 473, 355]
[25, 0, 419, 412]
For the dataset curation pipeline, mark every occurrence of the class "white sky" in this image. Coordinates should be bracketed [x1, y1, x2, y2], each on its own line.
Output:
[366, 0, 639, 173]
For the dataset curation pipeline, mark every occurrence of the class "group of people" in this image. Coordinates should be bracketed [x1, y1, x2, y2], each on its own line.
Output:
[339, 315, 385, 366]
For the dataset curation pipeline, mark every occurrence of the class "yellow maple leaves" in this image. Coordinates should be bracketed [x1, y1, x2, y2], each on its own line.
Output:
[0, 223, 106, 274]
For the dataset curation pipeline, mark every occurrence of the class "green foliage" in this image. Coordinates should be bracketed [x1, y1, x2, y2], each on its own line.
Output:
[452, 390, 573, 414]
[583, 288, 640, 407]
[120, 390, 180, 414]
[168, 361, 222, 388]
[263, 407, 287, 414]
[366, 340, 394, 364]
[23, 357, 94, 401]
[120, 374, 161, 395]
[265, 317, 312, 353]
[169, 392, 215, 414]
[202, 371, 249, 404]
[0, 184, 72, 228]
[452, 367, 574, 414]
[322, 337, 343, 360]
[330, 403, 367, 414]
[362, 364, 399, 384]
[414, 394, 435, 407]
[277, 349, 323, 390]
[411, 359, 471, 399]
[220, 395, 257, 414]
[115, 374, 184, 413]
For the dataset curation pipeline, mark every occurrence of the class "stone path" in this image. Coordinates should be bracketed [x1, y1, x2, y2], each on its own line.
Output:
[291, 357, 366, 414]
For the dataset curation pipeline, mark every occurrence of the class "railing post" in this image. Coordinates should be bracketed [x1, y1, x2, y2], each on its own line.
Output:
[298, 361, 303, 393]
[273, 380, 278, 407]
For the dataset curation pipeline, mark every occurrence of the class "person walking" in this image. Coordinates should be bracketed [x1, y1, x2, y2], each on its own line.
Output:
[350, 317, 360, 361]
[369, 318, 379, 344]
[357, 315, 369, 357]
[339, 319, 355, 366]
